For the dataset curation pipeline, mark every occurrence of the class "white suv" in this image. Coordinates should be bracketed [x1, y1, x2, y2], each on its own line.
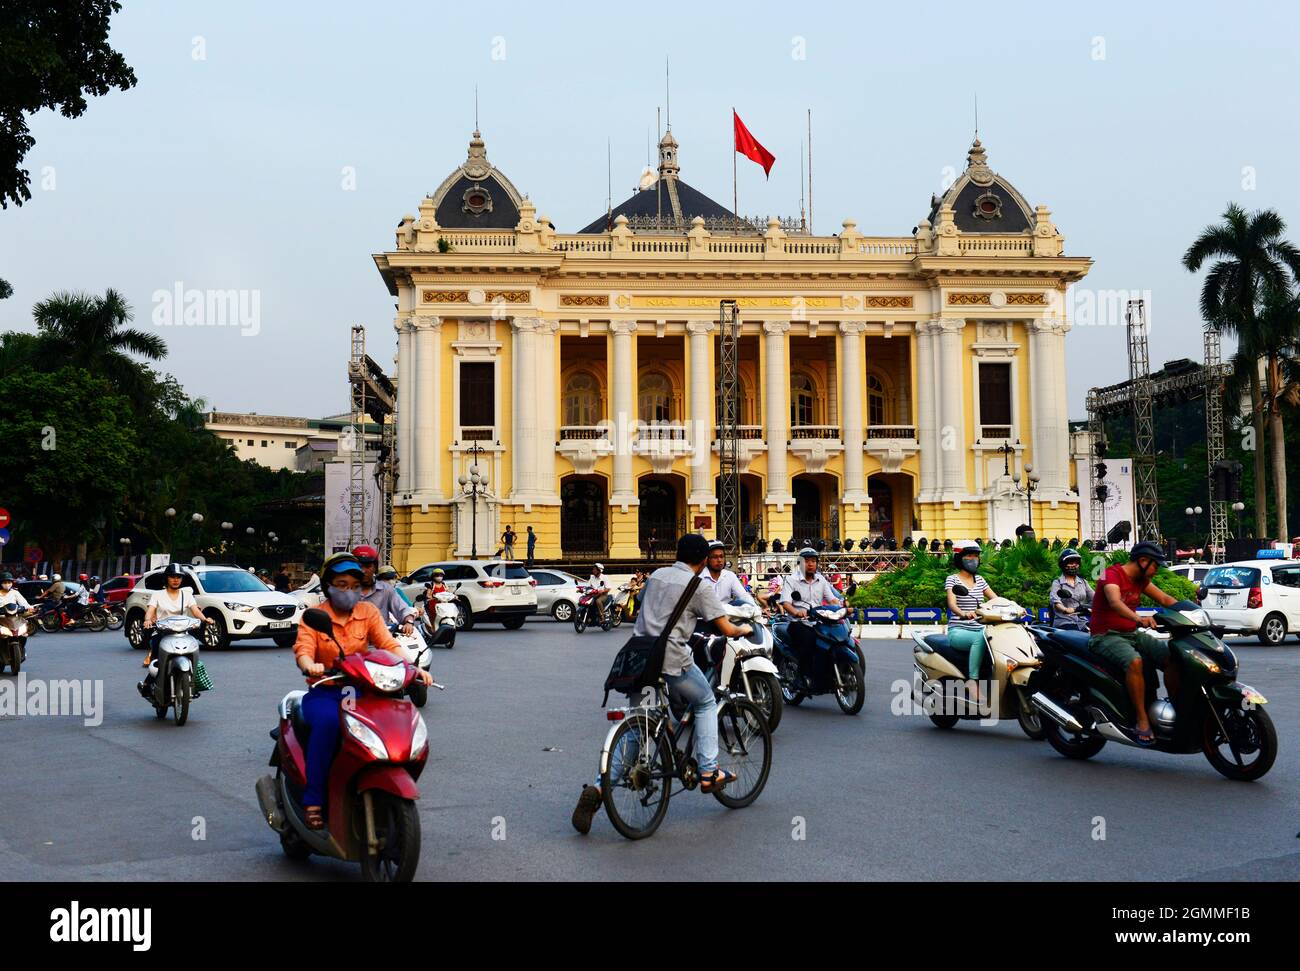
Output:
[123, 564, 305, 650]
[398, 560, 537, 630]
[1199, 558, 1300, 646]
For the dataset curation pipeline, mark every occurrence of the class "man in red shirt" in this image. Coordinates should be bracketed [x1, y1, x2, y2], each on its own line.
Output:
[1088, 541, 1179, 745]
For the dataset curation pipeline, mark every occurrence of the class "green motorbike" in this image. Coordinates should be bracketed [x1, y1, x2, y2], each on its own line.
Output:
[1029, 600, 1276, 781]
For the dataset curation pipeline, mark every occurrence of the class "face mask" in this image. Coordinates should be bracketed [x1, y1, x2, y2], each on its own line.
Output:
[329, 587, 361, 612]
[961, 557, 980, 573]
[1064, 565, 1079, 576]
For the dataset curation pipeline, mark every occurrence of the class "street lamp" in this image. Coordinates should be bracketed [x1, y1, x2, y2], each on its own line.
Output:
[1184, 506, 1204, 552]
[457, 441, 488, 559]
[1015, 463, 1041, 534]
[1232, 501, 1246, 539]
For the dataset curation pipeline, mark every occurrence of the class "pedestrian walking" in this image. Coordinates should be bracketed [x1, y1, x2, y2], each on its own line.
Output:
[501, 524, 517, 560]
[526, 525, 536, 566]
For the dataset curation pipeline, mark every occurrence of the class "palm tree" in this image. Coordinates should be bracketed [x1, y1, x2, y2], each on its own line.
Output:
[1183, 204, 1300, 540]
[31, 289, 167, 405]
[1255, 286, 1300, 539]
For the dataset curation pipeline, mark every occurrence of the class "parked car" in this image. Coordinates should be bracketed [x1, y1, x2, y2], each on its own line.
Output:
[99, 574, 141, 605]
[123, 564, 304, 650]
[398, 560, 537, 630]
[290, 577, 324, 609]
[529, 569, 584, 622]
[1198, 558, 1300, 645]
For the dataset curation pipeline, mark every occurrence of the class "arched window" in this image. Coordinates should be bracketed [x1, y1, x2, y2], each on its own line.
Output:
[790, 372, 816, 427]
[867, 373, 887, 427]
[562, 371, 600, 426]
[639, 371, 673, 423]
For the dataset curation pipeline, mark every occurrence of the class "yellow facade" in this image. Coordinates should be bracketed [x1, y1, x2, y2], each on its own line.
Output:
[376, 130, 1091, 571]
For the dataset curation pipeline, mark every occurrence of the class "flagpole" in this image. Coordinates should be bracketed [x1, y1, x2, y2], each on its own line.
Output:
[732, 108, 738, 226]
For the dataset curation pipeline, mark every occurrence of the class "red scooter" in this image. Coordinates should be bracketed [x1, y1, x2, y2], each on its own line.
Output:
[255, 609, 441, 882]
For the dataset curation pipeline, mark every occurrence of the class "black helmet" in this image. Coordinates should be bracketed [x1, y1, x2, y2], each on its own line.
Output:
[163, 563, 187, 579]
[1058, 548, 1082, 569]
[1129, 541, 1167, 565]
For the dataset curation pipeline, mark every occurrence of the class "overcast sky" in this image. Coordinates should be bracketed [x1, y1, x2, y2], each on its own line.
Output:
[3, 0, 1298, 420]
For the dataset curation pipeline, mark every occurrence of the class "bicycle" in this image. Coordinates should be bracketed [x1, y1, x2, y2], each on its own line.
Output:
[597, 680, 772, 840]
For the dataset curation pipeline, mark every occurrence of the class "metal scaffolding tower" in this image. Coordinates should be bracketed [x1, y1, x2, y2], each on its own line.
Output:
[716, 300, 741, 555]
[346, 325, 397, 561]
[1127, 300, 1160, 542]
[1085, 388, 1108, 545]
[1203, 324, 1229, 563]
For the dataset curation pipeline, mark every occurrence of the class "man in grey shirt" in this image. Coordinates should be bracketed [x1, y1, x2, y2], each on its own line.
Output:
[571, 533, 755, 835]
[351, 544, 417, 634]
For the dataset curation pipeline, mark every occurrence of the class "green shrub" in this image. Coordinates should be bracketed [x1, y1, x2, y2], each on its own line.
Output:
[846, 541, 1198, 612]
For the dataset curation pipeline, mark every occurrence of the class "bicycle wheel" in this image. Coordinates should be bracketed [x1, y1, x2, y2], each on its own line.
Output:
[713, 698, 772, 809]
[601, 713, 674, 840]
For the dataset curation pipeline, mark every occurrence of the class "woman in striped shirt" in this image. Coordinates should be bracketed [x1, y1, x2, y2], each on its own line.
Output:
[944, 541, 998, 696]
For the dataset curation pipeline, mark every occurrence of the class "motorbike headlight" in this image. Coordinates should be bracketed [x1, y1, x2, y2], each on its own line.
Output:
[411, 714, 429, 757]
[344, 713, 389, 760]
[364, 660, 406, 693]
[1180, 608, 1210, 627]
[223, 601, 254, 613]
[1186, 648, 1221, 674]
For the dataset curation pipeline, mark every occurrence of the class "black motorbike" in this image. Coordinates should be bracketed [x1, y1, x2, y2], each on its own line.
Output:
[769, 592, 866, 715]
[1029, 596, 1276, 781]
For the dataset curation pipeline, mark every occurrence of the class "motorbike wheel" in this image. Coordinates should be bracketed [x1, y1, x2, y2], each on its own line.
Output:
[359, 793, 421, 883]
[1016, 692, 1045, 740]
[408, 681, 428, 708]
[172, 670, 191, 726]
[1043, 706, 1107, 760]
[834, 659, 866, 716]
[6, 648, 18, 677]
[737, 671, 783, 733]
[776, 656, 804, 706]
[1202, 705, 1277, 781]
[38, 613, 61, 634]
[601, 713, 674, 840]
[929, 712, 960, 729]
[279, 828, 312, 861]
[713, 698, 773, 809]
[610, 606, 624, 628]
[106, 607, 125, 631]
[573, 608, 587, 634]
[87, 610, 108, 633]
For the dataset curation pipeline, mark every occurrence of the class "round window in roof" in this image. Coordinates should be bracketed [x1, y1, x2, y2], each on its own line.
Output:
[462, 184, 494, 215]
[973, 190, 1002, 220]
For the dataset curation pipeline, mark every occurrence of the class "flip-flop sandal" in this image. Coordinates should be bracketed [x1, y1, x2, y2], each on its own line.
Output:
[700, 770, 737, 793]
[1134, 729, 1156, 747]
[304, 806, 326, 830]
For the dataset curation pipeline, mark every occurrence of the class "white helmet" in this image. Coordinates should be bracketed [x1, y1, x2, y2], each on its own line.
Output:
[592, 563, 604, 572]
[52, 573, 61, 581]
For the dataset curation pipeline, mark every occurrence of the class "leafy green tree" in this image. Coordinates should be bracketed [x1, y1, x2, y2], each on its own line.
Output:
[1183, 204, 1300, 539]
[0, 366, 141, 557]
[31, 288, 166, 407]
[0, 0, 137, 208]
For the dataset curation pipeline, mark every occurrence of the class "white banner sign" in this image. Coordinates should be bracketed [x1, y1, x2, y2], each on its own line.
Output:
[324, 461, 381, 555]
[1075, 456, 1137, 544]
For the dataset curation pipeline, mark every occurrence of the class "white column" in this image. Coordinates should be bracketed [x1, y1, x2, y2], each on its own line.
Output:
[915, 321, 939, 502]
[510, 316, 539, 500]
[763, 320, 793, 504]
[610, 320, 638, 505]
[395, 316, 414, 494]
[536, 319, 561, 500]
[937, 317, 967, 496]
[412, 315, 442, 498]
[687, 320, 716, 507]
[1029, 315, 1071, 493]
[839, 321, 867, 508]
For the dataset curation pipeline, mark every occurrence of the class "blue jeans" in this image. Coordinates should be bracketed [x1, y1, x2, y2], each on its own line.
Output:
[597, 663, 719, 788]
[947, 626, 987, 681]
[301, 685, 344, 808]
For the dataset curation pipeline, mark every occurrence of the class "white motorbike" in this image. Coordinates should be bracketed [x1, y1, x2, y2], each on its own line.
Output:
[691, 600, 784, 732]
[142, 615, 204, 726]
[390, 621, 434, 708]
[0, 603, 31, 675]
[419, 590, 459, 650]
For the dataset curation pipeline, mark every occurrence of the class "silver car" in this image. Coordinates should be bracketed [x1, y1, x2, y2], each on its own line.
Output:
[529, 569, 583, 622]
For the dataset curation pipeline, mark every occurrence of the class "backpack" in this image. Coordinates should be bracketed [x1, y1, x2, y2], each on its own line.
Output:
[601, 574, 700, 706]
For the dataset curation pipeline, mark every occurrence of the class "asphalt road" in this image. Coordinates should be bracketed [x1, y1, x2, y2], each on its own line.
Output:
[1, 620, 1296, 882]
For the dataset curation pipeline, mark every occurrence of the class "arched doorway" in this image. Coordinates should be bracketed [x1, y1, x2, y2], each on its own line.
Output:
[867, 472, 915, 542]
[791, 474, 836, 545]
[560, 476, 607, 556]
[714, 472, 765, 550]
[638, 475, 685, 557]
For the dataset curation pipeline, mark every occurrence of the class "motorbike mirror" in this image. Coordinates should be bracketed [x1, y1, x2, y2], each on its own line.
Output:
[1056, 589, 1072, 602]
[302, 608, 333, 636]
[1195, 585, 1207, 602]
[950, 584, 969, 597]
[790, 591, 802, 602]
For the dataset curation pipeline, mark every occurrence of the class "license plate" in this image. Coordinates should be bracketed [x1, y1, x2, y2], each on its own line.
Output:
[269, 620, 292, 630]
[511, 586, 522, 596]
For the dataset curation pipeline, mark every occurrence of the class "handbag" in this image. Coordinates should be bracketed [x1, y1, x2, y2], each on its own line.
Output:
[601, 574, 700, 706]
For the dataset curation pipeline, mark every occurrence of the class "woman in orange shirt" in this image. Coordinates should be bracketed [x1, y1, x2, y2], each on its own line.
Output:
[293, 553, 433, 829]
